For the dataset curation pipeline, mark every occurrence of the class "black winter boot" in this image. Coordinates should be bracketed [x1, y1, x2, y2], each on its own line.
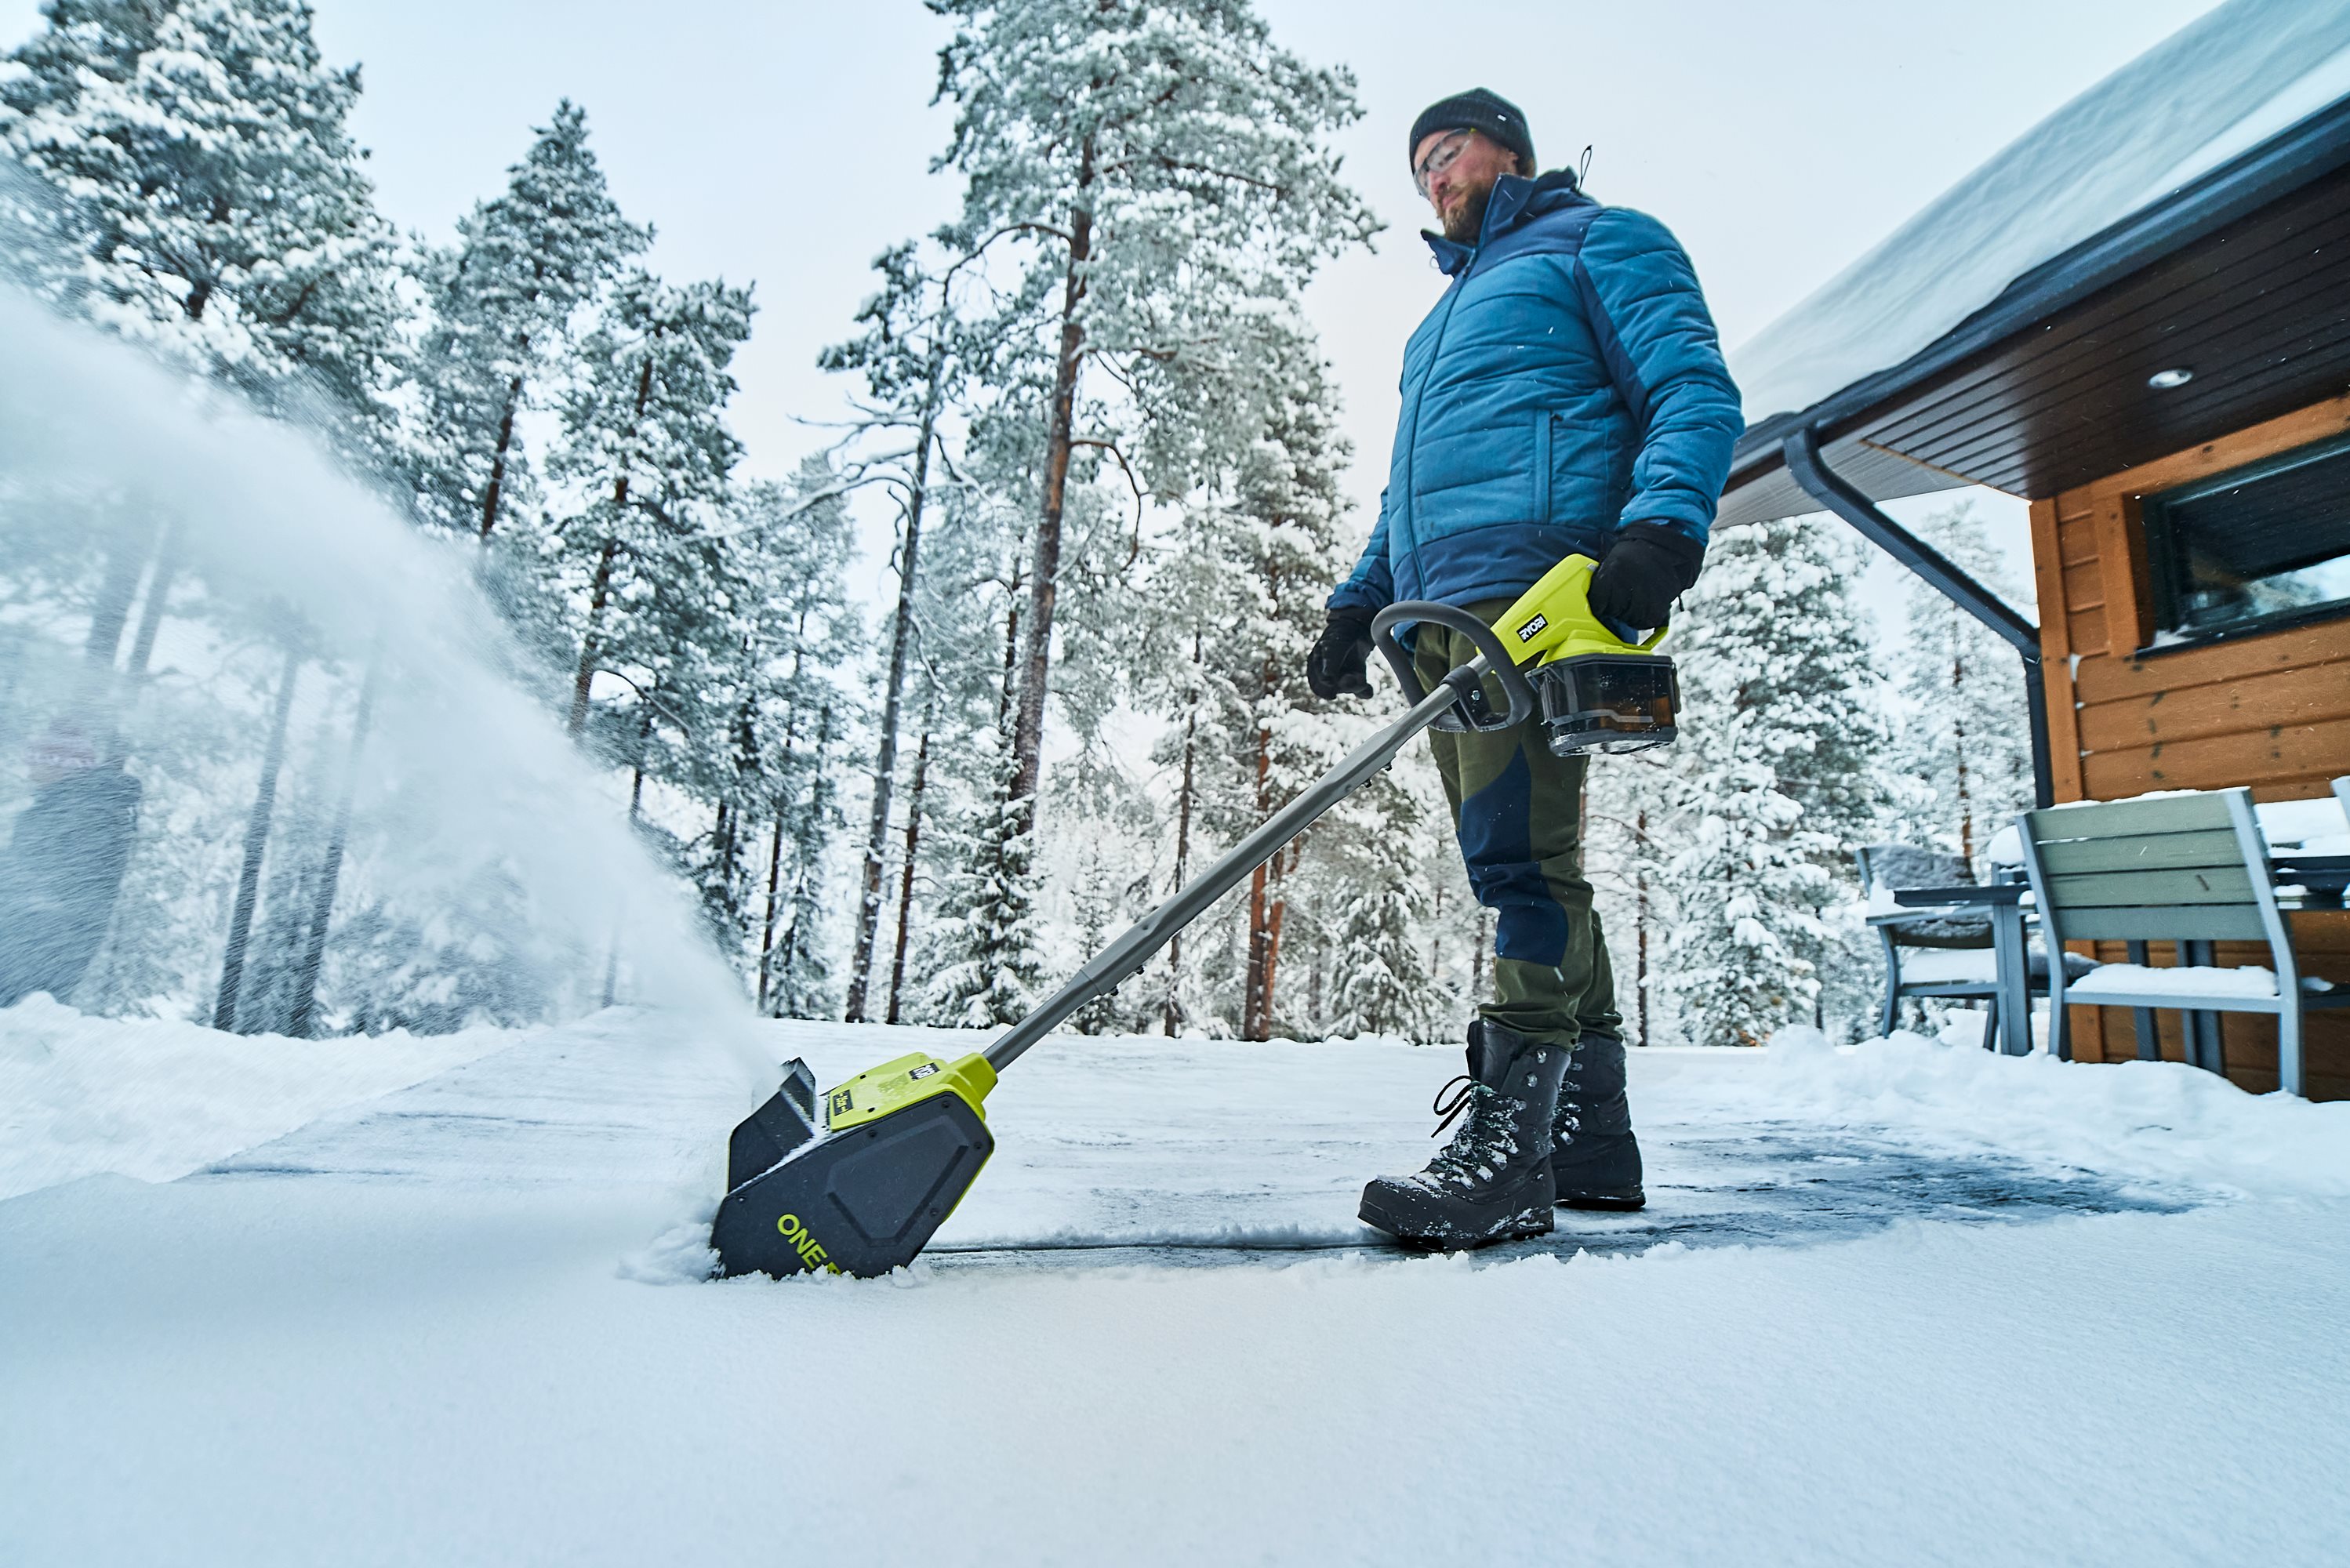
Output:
[1359, 1020, 1571, 1248]
[1551, 1029, 1645, 1210]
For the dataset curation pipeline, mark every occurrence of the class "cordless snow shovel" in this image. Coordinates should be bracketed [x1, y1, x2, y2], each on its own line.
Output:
[708, 559, 1675, 1279]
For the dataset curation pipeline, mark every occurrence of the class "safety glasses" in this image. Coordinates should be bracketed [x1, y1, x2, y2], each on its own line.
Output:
[1412, 128, 1476, 197]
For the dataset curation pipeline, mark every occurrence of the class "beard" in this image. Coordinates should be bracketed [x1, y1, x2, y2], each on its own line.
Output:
[1439, 176, 1498, 243]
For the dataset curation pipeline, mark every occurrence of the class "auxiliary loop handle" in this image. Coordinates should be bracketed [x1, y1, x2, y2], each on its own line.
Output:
[1369, 601, 1536, 733]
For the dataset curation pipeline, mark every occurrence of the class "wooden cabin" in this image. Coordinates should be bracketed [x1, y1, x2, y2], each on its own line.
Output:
[1716, 6, 2350, 1095]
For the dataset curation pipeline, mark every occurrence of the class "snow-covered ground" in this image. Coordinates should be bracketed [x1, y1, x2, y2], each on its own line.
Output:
[5, 1004, 2349, 1565]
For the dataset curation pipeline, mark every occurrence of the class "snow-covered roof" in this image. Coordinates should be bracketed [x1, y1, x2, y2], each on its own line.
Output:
[1729, 0, 2350, 426]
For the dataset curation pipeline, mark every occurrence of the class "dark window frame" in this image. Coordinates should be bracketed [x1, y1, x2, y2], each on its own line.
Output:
[2140, 429, 2350, 654]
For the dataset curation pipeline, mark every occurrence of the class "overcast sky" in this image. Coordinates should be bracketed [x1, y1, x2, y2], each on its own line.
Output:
[4, 0, 2228, 607]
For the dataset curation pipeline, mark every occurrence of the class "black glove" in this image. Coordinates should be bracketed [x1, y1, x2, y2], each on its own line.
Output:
[1588, 522, 1705, 630]
[1306, 607, 1376, 700]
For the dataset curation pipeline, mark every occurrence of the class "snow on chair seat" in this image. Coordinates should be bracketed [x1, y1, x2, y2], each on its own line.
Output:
[1897, 947, 2098, 986]
[2069, 964, 2337, 1000]
[2015, 786, 2350, 1095]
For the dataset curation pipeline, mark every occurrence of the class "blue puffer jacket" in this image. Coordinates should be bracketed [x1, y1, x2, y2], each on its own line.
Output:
[1331, 171, 1744, 614]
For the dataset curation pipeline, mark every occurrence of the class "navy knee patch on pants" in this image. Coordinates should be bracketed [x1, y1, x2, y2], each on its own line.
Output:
[1455, 748, 1569, 967]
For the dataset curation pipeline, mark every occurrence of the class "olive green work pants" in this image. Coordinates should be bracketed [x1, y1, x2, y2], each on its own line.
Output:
[1412, 603, 1621, 1050]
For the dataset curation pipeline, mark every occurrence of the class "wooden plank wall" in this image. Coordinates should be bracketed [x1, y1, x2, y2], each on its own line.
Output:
[2029, 395, 2350, 1098]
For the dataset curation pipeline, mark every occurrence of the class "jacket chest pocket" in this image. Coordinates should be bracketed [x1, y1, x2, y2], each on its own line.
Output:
[1532, 411, 1554, 523]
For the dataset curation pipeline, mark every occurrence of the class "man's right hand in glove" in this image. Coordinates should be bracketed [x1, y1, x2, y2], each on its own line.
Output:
[1306, 607, 1376, 700]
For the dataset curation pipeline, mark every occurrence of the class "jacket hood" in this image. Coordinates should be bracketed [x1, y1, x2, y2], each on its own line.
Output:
[1422, 169, 1588, 275]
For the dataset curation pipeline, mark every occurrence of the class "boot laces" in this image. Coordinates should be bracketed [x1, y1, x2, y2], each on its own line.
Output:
[1429, 1074, 1476, 1138]
[1424, 1074, 1520, 1189]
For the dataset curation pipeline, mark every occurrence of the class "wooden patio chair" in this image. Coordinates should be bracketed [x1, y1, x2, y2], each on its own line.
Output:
[1857, 844, 1999, 1040]
[2017, 788, 2350, 1094]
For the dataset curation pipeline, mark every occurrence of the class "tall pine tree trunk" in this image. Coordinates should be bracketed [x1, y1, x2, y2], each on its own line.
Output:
[846, 347, 946, 1020]
[286, 659, 380, 1038]
[884, 722, 932, 1026]
[566, 359, 652, 736]
[478, 370, 527, 543]
[567, 535, 620, 737]
[757, 805, 786, 1015]
[772, 706, 833, 1017]
[122, 517, 180, 681]
[215, 647, 301, 1032]
[1241, 717, 1280, 1041]
[1951, 642, 1974, 867]
[1163, 681, 1200, 1037]
[1008, 137, 1095, 812]
[1634, 804, 1651, 1050]
[997, 588, 1022, 729]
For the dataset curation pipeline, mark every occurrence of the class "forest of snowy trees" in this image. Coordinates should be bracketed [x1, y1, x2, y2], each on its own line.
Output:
[0, 0, 2035, 1047]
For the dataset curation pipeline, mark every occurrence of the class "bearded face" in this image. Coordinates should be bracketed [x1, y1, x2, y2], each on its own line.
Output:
[1414, 128, 1527, 245]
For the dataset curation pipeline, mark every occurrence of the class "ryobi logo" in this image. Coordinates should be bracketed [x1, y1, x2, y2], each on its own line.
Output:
[774, 1212, 834, 1271]
[1515, 613, 1548, 643]
[910, 1062, 940, 1080]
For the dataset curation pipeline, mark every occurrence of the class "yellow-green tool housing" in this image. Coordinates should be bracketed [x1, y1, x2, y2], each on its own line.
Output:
[1490, 553, 1680, 755]
[711, 1050, 997, 1278]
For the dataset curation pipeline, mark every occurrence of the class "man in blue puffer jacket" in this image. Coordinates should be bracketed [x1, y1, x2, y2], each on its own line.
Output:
[1313, 89, 1742, 1248]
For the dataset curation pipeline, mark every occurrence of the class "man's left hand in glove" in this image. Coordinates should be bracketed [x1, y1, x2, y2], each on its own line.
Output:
[1587, 522, 1705, 631]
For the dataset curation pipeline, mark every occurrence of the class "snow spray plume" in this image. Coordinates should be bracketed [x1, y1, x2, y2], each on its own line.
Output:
[0, 256, 757, 1063]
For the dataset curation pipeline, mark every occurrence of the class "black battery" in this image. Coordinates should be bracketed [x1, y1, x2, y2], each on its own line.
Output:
[1529, 652, 1680, 755]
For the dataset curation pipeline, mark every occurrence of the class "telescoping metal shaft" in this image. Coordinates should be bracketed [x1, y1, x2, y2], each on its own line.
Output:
[982, 601, 1529, 1073]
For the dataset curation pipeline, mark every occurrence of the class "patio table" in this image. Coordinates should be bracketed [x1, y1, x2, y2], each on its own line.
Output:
[1892, 884, 2031, 1055]
[2274, 852, 2350, 909]
[1899, 854, 2348, 1063]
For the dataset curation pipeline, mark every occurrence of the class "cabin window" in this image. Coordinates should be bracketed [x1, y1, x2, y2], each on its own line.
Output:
[2143, 433, 2350, 642]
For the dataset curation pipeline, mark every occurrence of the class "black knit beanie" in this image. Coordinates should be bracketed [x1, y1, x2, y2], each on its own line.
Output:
[1408, 88, 1535, 173]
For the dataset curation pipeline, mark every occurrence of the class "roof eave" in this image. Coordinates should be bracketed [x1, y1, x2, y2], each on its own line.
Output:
[1721, 90, 2350, 512]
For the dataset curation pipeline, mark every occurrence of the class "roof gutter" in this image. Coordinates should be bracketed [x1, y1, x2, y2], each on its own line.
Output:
[1780, 426, 2055, 810]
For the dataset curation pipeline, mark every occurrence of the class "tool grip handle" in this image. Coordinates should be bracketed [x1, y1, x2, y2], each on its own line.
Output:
[1369, 601, 1535, 732]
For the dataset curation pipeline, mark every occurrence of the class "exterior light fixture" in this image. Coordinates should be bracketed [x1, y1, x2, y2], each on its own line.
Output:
[2148, 367, 2195, 389]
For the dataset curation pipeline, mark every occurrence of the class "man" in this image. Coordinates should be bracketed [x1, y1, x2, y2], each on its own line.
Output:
[1309, 89, 1742, 1247]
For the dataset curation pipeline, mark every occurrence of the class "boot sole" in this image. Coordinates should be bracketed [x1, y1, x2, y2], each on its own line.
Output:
[1358, 1192, 1553, 1250]
[1557, 1188, 1646, 1212]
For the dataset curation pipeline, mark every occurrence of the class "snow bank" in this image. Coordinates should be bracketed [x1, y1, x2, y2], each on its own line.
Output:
[0, 996, 520, 1199]
[1744, 1027, 2350, 1200]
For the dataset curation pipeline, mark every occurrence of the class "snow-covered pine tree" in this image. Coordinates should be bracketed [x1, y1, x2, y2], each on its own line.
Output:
[816, 237, 994, 1019]
[895, 384, 1057, 1029]
[1655, 517, 1894, 1044]
[1654, 725, 1830, 1046]
[705, 463, 858, 1015]
[1321, 845, 1437, 1040]
[926, 0, 1379, 848]
[409, 100, 647, 546]
[1, 0, 404, 458]
[919, 731, 1047, 1029]
[545, 267, 753, 742]
[1583, 748, 1677, 1047]
[1130, 322, 1368, 1039]
[1891, 502, 2034, 871]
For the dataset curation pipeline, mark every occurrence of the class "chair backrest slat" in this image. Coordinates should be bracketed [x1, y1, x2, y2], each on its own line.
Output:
[2035, 829, 2245, 877]
[2043, 864, 2256, 909]
[2049, 905, 2270, 942]
[2028, 793, 2230, 840]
